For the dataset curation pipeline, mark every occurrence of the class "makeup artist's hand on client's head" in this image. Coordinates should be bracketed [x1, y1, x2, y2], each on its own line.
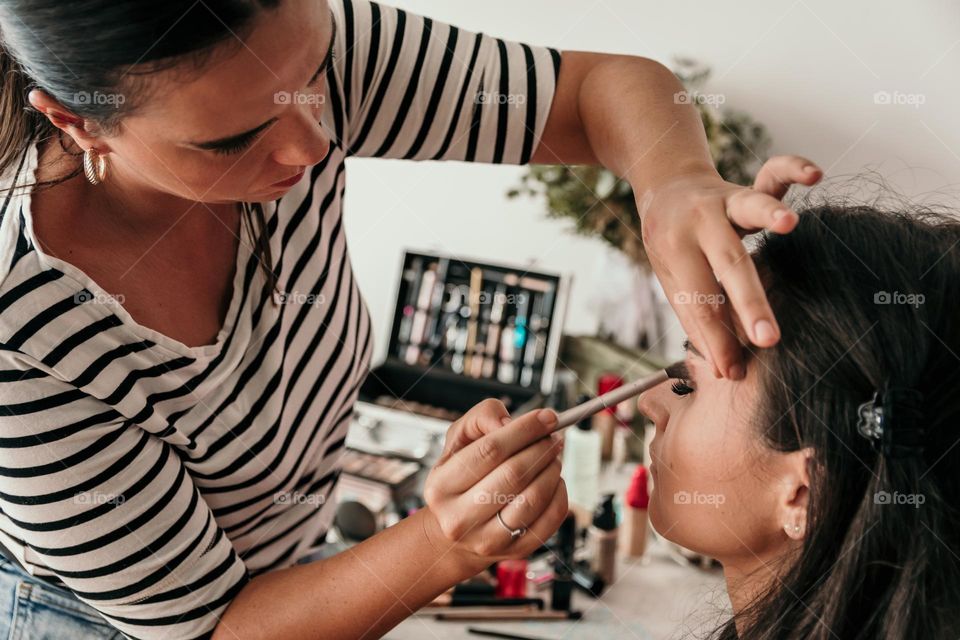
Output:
[638, 155, 822, 379]
[422, 400, 568, 568]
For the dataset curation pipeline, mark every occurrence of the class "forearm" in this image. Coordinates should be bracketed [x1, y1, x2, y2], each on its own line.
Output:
[579, 55, 717, 193]
[213, 508, 483, 640]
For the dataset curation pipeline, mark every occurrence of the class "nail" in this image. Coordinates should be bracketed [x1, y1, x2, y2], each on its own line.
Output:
[537, 409, 558, 427]
[773, 208, 792, 221]
[754, 319, 778, 344]
[804, 165, 820, 174]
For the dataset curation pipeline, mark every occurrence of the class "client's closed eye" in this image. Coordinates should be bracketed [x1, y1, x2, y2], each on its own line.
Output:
[670, 379, 695, 396]
[669, 359, 695, 396]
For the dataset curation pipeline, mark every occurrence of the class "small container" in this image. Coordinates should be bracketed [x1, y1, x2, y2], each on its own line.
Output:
[561, 395, 601, 517]
[496, 559, 528, 598]
[622, 465, 650, 558]
[588, 494, 619, 585]
[593, 374, 624, 461]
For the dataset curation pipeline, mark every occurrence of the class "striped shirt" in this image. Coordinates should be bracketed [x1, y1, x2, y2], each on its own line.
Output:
[0, 0, 560, 637]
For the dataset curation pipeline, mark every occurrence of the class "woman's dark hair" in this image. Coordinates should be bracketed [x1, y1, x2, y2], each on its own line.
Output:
[0, 0, 282, 300]
[717, 197, 960, 639]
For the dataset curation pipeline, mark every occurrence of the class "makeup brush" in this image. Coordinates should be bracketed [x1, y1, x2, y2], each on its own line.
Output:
[549, 361, 685, 434]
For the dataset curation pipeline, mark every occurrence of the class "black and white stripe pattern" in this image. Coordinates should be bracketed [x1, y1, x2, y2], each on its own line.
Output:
[0, 0, 559, 637]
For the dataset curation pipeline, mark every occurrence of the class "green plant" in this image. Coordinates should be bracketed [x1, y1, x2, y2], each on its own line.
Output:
[507, 59, 771, 265]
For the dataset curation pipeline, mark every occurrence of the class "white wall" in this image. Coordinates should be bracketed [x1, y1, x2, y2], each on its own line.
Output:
[343, 0, 960, 365]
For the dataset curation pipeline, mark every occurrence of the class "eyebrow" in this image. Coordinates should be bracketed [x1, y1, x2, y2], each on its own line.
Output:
[189, 11, 337, 151]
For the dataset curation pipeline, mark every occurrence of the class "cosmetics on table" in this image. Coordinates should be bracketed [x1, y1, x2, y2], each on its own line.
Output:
[622, 464, 650, 559]
[588, 494, 619, 586]
[495, 559, 528, 599]
[592, 374, 623, 461]
[550, 513, 576, 612]
[560, 397, 601, 518]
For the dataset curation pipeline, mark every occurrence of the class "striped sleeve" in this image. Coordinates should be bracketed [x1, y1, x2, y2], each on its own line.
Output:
[329, 0, 562, 163]
[0, 350, 248, 640]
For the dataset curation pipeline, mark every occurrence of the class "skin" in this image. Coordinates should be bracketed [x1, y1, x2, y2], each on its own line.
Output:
[21, 0, 822, 635]
[637, 336, 814, 625]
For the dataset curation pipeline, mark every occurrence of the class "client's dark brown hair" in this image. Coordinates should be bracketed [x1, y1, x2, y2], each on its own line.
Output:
[714, 199, 960, 639]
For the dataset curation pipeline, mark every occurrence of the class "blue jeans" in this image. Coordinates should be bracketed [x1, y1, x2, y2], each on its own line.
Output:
[0, 557, 123, 639]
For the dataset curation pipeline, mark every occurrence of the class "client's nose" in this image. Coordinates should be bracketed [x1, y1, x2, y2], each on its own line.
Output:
[637, 387, 669, 430]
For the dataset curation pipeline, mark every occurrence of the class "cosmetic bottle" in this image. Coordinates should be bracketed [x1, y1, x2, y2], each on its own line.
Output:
[621, 465, 649, 559]
[550, 513, 576, 612]
[588, 494, 619, 585]
[561, 396, 601, 518]
[592, 374, 624, 461]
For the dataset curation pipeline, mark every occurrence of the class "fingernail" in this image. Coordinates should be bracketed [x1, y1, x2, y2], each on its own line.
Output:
[773, 208, 792, 221]
[537, 409, 558, 427]
[501, 416, 512, 426]
[727, 363, 745, 380]
[804, 165, 819, 174]
[754, 319, 777, 344]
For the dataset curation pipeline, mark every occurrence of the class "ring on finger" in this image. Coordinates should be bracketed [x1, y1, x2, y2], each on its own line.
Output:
[496, 510, 526, 541]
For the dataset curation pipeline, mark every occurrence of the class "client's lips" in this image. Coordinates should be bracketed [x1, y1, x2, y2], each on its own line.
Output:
[271, 168, 305, 188]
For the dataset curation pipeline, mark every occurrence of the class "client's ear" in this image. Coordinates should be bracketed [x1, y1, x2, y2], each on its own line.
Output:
[775, 447, 814, 541]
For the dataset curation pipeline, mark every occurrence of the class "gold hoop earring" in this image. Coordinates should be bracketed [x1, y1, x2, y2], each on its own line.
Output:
[83, 147, 108, 185]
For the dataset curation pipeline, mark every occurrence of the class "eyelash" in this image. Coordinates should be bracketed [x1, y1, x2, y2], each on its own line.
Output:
[211, 50, 335, 157]
[670, 379, 695, 397]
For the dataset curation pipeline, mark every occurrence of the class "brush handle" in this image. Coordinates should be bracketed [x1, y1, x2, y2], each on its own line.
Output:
[551, 369, 669, 433]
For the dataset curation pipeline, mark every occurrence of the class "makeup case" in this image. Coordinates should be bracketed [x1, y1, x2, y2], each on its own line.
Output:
[346, 250, 571, 464]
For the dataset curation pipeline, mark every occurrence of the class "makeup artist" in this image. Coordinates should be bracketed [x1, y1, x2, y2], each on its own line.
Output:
[0, 0, 817, 638]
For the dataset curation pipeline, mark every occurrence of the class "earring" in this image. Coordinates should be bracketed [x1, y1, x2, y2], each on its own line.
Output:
[785, 522, 802, 536]
[83, 147, 108, 185]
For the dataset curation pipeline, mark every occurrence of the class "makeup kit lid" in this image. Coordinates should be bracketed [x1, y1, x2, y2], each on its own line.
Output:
[360, 250, 571, 415]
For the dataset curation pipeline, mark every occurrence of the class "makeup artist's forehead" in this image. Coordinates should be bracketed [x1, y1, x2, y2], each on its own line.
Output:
[132, 0, 331, 141]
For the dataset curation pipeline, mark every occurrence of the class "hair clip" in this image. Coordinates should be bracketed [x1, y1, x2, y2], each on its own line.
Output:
[856, 388, 925, 458]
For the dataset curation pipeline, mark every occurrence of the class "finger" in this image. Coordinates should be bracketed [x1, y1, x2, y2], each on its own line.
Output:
[752, 155, 823, 200]
[464, 436, 563, 524]
[434, 408, 559, 494]
[726, 189, 800, 235]
[659, 236, 737, 377]
[697, 209, 780, 358]
[440, 399, 511, 460]
[512, 481, 569, 556]
[644, 240, 715, 376]
[497, 459, 562, 530]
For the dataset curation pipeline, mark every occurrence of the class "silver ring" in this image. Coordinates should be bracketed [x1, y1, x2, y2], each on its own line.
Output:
[496, 510, 526, 541]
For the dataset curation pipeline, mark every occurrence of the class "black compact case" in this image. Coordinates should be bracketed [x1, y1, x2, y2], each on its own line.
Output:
[359, 251, 570, 415]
